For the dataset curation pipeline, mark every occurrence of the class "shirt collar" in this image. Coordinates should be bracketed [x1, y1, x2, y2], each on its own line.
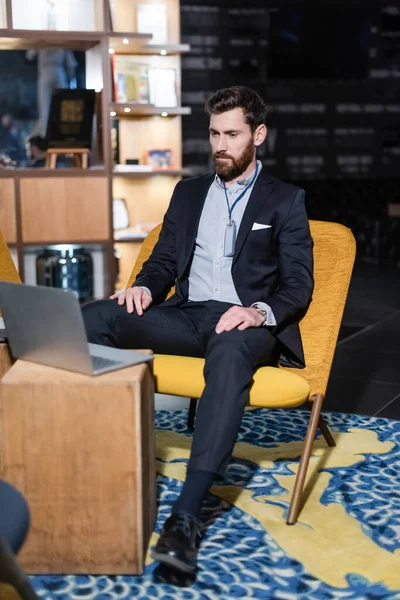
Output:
[214, 160, 262, 190]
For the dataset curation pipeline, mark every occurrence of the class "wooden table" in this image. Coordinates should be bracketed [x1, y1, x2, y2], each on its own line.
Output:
[0, 358, 156, 575]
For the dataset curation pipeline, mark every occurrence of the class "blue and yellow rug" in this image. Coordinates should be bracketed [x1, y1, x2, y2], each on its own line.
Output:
[32, 408, 400, 599]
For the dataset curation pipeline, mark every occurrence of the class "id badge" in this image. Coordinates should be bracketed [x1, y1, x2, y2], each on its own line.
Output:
[224, 221, 237, 257]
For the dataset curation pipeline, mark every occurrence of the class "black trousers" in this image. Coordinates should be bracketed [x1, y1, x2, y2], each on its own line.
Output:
[82, 299, 280, 477]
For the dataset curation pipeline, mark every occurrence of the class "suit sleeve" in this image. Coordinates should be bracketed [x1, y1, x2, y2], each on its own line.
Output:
[266, 189, 314, 331]
[132, 181, 180, 300]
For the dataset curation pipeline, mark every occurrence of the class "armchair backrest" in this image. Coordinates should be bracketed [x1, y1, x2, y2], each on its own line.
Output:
[0, 231, 21, 285]
[126, 220, 356, 397]
[0, 231, 21, 317]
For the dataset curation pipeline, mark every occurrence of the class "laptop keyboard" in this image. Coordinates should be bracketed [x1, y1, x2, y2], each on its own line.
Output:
[91, 355, 124, 371]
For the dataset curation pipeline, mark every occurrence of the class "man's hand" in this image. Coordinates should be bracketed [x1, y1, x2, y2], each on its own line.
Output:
[109, 287, 152, 315]
[215, 306, 265, 334]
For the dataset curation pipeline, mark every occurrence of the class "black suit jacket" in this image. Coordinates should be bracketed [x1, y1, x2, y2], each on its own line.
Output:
[134, 168, 314, 368]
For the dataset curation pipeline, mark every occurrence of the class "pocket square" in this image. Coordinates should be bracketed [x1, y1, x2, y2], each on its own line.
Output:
[251, 222, 272, 231]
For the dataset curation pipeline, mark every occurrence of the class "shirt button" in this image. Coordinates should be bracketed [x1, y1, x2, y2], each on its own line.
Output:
[219, 244, 223, 250]
[229, 191, 232, 196]
[215, 287, 219, 292]
[216, 261, 219, 265]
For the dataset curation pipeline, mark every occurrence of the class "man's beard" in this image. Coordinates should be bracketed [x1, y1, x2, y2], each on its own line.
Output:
[212, 138, 255, 181]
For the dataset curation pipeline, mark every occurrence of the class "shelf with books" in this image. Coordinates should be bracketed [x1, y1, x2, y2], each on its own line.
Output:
[110, 103, 191, 117]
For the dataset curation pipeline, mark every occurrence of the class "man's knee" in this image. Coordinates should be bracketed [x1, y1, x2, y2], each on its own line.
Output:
[206, 331, 252, 367]
[81, 299, 119, 343]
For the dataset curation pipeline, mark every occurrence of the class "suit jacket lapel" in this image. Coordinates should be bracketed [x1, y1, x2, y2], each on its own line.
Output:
[233, 169, 275, 264]
[182, 173, 214, 273]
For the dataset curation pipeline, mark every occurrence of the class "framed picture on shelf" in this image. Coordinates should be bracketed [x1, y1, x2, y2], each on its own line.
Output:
[148, 68, 178, 107]
[46, 89, 96, 148]
[145, 148, 174, 169]
[137, 4, 168, 44]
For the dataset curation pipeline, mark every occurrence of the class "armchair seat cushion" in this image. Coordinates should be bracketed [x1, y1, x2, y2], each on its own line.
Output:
[153, 354, 310, 407]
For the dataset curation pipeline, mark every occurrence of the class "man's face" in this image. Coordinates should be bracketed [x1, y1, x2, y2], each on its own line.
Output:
[210, 108, 257, 181]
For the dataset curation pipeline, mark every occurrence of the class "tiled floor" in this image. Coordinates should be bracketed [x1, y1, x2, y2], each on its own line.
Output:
[324, 260, 400, 419]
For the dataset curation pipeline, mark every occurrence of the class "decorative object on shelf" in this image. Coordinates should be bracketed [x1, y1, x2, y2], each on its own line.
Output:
[46, 0, 57, 30]
[126, 159, 139, 165]
[145, 148, 173, 169]
[114, 163, 152, 173]
[137, 3, 168, 45]
[111, 119, 120, 165]
[107, 0, 116, 31]
[112, 57, 150, 103]
[113, 197, 130, 230]
[148, 67, 178, 107]
[36, 246, 94, 303]
[46, 89, 96, 149]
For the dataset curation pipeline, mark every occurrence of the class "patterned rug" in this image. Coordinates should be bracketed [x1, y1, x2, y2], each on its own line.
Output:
[32, 408, 400, 599]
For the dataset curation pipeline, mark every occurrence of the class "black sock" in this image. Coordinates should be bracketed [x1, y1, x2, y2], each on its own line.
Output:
[171, 469, 215, 518]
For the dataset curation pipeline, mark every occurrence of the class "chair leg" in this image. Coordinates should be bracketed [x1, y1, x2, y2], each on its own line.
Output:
[286, 393, 324, 525]
[318, 415, 336, 447]
[187, 398, 198, 431]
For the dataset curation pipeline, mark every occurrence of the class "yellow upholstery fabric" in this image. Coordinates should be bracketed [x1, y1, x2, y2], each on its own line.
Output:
[0, 584, 21, 600]
[153, 354, 310, 407]
[0, 231, 21, 317]
[127, 220, 356, 406]
[0, 231, 21, 284]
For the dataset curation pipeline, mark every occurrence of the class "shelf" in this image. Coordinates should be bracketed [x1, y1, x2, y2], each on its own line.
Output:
[0, 168, 107, 178]
[22, 239, 113, 248]
[0, 29, 102, 50]
[108, 33, 152, 54]
[110, 103, 191, 117]
[114, 229, 148, 242]
[113, 167, 192, 178]
[109, 34, 190, 55]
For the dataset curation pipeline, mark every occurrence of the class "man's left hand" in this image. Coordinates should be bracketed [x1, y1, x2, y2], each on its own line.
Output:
[215, 306, 264, 334]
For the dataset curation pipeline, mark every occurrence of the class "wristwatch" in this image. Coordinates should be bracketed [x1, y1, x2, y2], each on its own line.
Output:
[253, 306, 267, 324]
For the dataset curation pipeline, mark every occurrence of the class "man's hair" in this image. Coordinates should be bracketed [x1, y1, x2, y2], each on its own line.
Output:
[205, 86, 267, 133]
[28, 135, 47, 152]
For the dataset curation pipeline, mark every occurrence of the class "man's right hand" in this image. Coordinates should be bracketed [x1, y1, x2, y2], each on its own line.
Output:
[109, 287, 152, 315]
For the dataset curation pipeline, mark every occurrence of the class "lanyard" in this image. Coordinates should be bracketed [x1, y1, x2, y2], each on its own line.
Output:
[222, 162, 259, 225]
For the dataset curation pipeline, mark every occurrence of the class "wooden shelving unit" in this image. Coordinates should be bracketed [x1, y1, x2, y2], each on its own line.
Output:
[0, 0, 190, 295]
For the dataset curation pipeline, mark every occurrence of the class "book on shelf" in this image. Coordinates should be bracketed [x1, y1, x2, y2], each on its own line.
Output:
[114, 164, 153, 173]
[148, 68, 178, 107]
[111, 119, 120, 165]
[137, 4, 168, 44]
[112, 57, 151, 104]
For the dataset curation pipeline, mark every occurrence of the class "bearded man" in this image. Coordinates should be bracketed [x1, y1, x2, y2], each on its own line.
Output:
[83, 86, 314, 574]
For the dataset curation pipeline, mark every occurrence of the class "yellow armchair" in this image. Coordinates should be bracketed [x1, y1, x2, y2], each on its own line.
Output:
[127, 220, 356, 524]
[0, 231, 21, 286]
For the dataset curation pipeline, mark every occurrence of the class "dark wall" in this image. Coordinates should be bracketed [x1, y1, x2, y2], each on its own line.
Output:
[180, 0, 400, 182]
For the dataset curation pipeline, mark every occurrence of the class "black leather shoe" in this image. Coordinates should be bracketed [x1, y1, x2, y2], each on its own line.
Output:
[151, 512, 201, 574]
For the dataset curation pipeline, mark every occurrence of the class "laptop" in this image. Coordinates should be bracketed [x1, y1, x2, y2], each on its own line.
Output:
[0, 316, 6, 342]
[0, 282, 154, 375]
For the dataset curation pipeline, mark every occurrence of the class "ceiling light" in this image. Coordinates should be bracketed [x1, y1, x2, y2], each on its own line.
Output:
[123, 38, 129, 44]
[124, 107, 131, 113]
[109, 48, 115, 54]
[160, 49, 167, 55]
[110, 111, 116, 116]
[161, 112, 168, 117]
